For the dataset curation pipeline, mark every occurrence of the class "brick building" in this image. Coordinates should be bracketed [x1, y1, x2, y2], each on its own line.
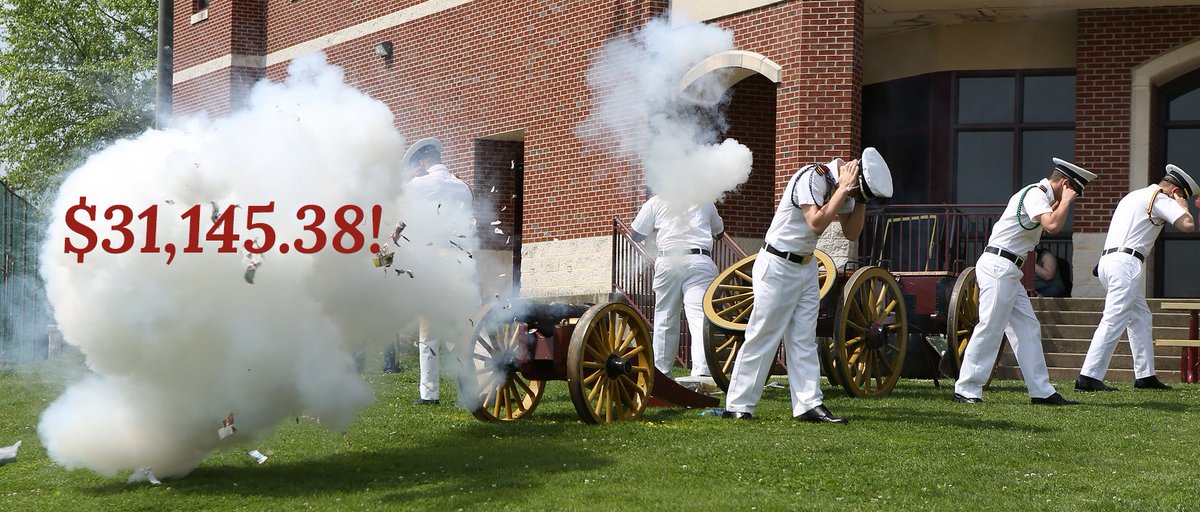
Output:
[172, 0, 1200, 300]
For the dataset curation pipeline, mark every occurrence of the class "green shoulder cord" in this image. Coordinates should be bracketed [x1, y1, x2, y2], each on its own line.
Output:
[1148, 189, 1166, 227]
[1015, 185, 1042, 231]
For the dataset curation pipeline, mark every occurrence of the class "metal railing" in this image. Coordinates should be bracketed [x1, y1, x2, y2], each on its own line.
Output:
[859, 204, 1005, 273]
[1, 182, 49, 364]
[611, 218, 747, 368]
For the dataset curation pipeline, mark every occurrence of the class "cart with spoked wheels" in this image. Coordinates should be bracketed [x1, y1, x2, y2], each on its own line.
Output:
[469, 297, 718, 424]
[700, 244, 988, 398]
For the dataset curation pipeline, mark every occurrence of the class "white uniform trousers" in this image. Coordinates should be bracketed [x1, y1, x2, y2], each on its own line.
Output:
[417, 318, 440, 400]
[955, 252, 1057, 399]
[1080, 253, 1156, 380]
[651, 254, 718, 377]
[725, 249, 823, 416]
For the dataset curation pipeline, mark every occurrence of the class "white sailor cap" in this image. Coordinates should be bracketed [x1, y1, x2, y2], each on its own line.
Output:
[1166, 164, 1198, 198]
[859, 147, 893, 200]
[403, 138, 443, 168]
[1051, 157, 1096, 196]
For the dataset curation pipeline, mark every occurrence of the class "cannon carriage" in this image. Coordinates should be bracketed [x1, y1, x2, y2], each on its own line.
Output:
[468, 298, 718, 424]
[699, 206, 1007, 398]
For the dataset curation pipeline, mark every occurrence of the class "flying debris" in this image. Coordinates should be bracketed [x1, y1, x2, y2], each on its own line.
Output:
[506, 236, 511, 244]
[501, 206, 507, 211]
[218, 412, 238, 439]
[497, 273, 507, 278]
[437, 203, 442, 215]
[394, 269, 414, 278]
[448, 240, 473, 258]
[490, 186, 497, 193]
[164, 199, 175, 205]
[391, 221, 410, 243]
[0, 440, 20, 466]
[490, 220, 502, 226]
[248, 449, 269, 464]
[372, 244, 395, 268]
[210, 201, 221, 223]
[494, 228, 504, 235]
[243, 252, 265, 284]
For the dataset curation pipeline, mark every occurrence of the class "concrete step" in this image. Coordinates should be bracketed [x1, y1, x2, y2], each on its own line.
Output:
[1037, 324, 1188, 340]
[1041, 338, 1186, 356]
[1030, 297, 1200, 313]
[998, 351, 1178, 371]
[1033, 310, 1192, 327]
[994, 366, 1183, 384]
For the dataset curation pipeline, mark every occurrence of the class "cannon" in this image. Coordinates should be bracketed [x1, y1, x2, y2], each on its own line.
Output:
[700, 247, 984, 398]
[468, 298, 718, 424]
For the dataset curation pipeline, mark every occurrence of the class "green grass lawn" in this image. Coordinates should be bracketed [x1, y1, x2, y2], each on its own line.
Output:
[3, 353, 1198, 511]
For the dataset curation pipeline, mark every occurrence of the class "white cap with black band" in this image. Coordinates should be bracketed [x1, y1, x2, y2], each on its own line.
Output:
[1165, 164, 1198, 198]
[1051, 157, 1096, 196]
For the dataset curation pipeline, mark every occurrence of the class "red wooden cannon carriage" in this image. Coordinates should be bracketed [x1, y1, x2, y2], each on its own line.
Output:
[467, 298, 718, 424]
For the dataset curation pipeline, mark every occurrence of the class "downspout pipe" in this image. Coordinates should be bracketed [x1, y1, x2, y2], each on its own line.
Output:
[155, 0, 174, 128]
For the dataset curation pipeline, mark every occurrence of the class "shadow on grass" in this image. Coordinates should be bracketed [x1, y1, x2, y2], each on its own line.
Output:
[83, 420, 613, 508]
[1077, 399, 1191, 413]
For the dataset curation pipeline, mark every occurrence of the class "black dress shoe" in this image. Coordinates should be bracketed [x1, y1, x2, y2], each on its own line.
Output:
[795, 404, 848, 424]
[1075, 375, 1118, 392]
[952, 393, 983, 403]
[1030, 392, 1079, 405]
[721, 410, 753, 420]
[1134, 375, 1172, 390]
[413, 398, 440, 405]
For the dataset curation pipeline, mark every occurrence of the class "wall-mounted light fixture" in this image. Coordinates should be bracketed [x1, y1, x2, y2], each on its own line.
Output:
[374, 41, 394, 59]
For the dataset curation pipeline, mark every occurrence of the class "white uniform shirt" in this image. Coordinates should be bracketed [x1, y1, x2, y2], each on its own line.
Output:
[409, 164, 472, 209]
[986, 179, 1055, 255]
[631, 196, 723, 252]
[764, 163, 856, 254]
[1102, 184, 1189, 255]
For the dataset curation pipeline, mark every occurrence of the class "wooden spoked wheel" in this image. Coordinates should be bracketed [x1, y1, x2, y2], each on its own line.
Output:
[470, 301, 545, 422]
[567, 302, 653, 424]
[945, 267, 979, 379]
[832, 266, 908, 397]
[702, 250, 837, 332]
[702, 321, 742, 392]
[817, 336, 841, 386]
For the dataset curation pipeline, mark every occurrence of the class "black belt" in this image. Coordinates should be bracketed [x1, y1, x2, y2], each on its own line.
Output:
[763, 243, 812, 265]
[1102, 247, 1145, 262]
[984, 246, 1025, 267]
[659, 248, 711, 257]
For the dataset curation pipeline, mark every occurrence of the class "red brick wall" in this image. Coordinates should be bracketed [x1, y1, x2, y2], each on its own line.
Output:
[172, 0, 267, 117]
[1074, 6, 1200, 232]
[715, 0, 863, 197]
[175, 1, 861, 243]
[721, 73, 776, 239]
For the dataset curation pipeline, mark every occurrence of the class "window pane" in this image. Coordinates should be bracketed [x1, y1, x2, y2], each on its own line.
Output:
[1169, 88, 1200, 121]
[1021, 130, 1075, 185]
[958, 77, 1015, 124]
[1022, 130, 1075, 231]
[956, 131, 1014, 203]
[1163, 240, 1200, 297]
[1163, 129, 1200, 233]
[1023, 75, 1075, 123]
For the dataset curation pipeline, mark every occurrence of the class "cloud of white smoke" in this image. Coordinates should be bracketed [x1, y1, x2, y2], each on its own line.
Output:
[36, 53, 481, 479]
[580, 11, 753, 207]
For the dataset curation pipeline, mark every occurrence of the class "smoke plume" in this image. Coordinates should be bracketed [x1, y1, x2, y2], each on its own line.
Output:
[581, 11, 753, 207]
[37, 53, 481, 478]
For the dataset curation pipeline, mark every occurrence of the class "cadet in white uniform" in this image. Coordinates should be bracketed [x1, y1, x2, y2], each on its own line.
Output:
[954, 158, 1094, 405]
[631, 196, 724, 379]
[721, 158, 865, 423]
[404, 139, 475, 405]
[1076, 164, 1198, 391]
